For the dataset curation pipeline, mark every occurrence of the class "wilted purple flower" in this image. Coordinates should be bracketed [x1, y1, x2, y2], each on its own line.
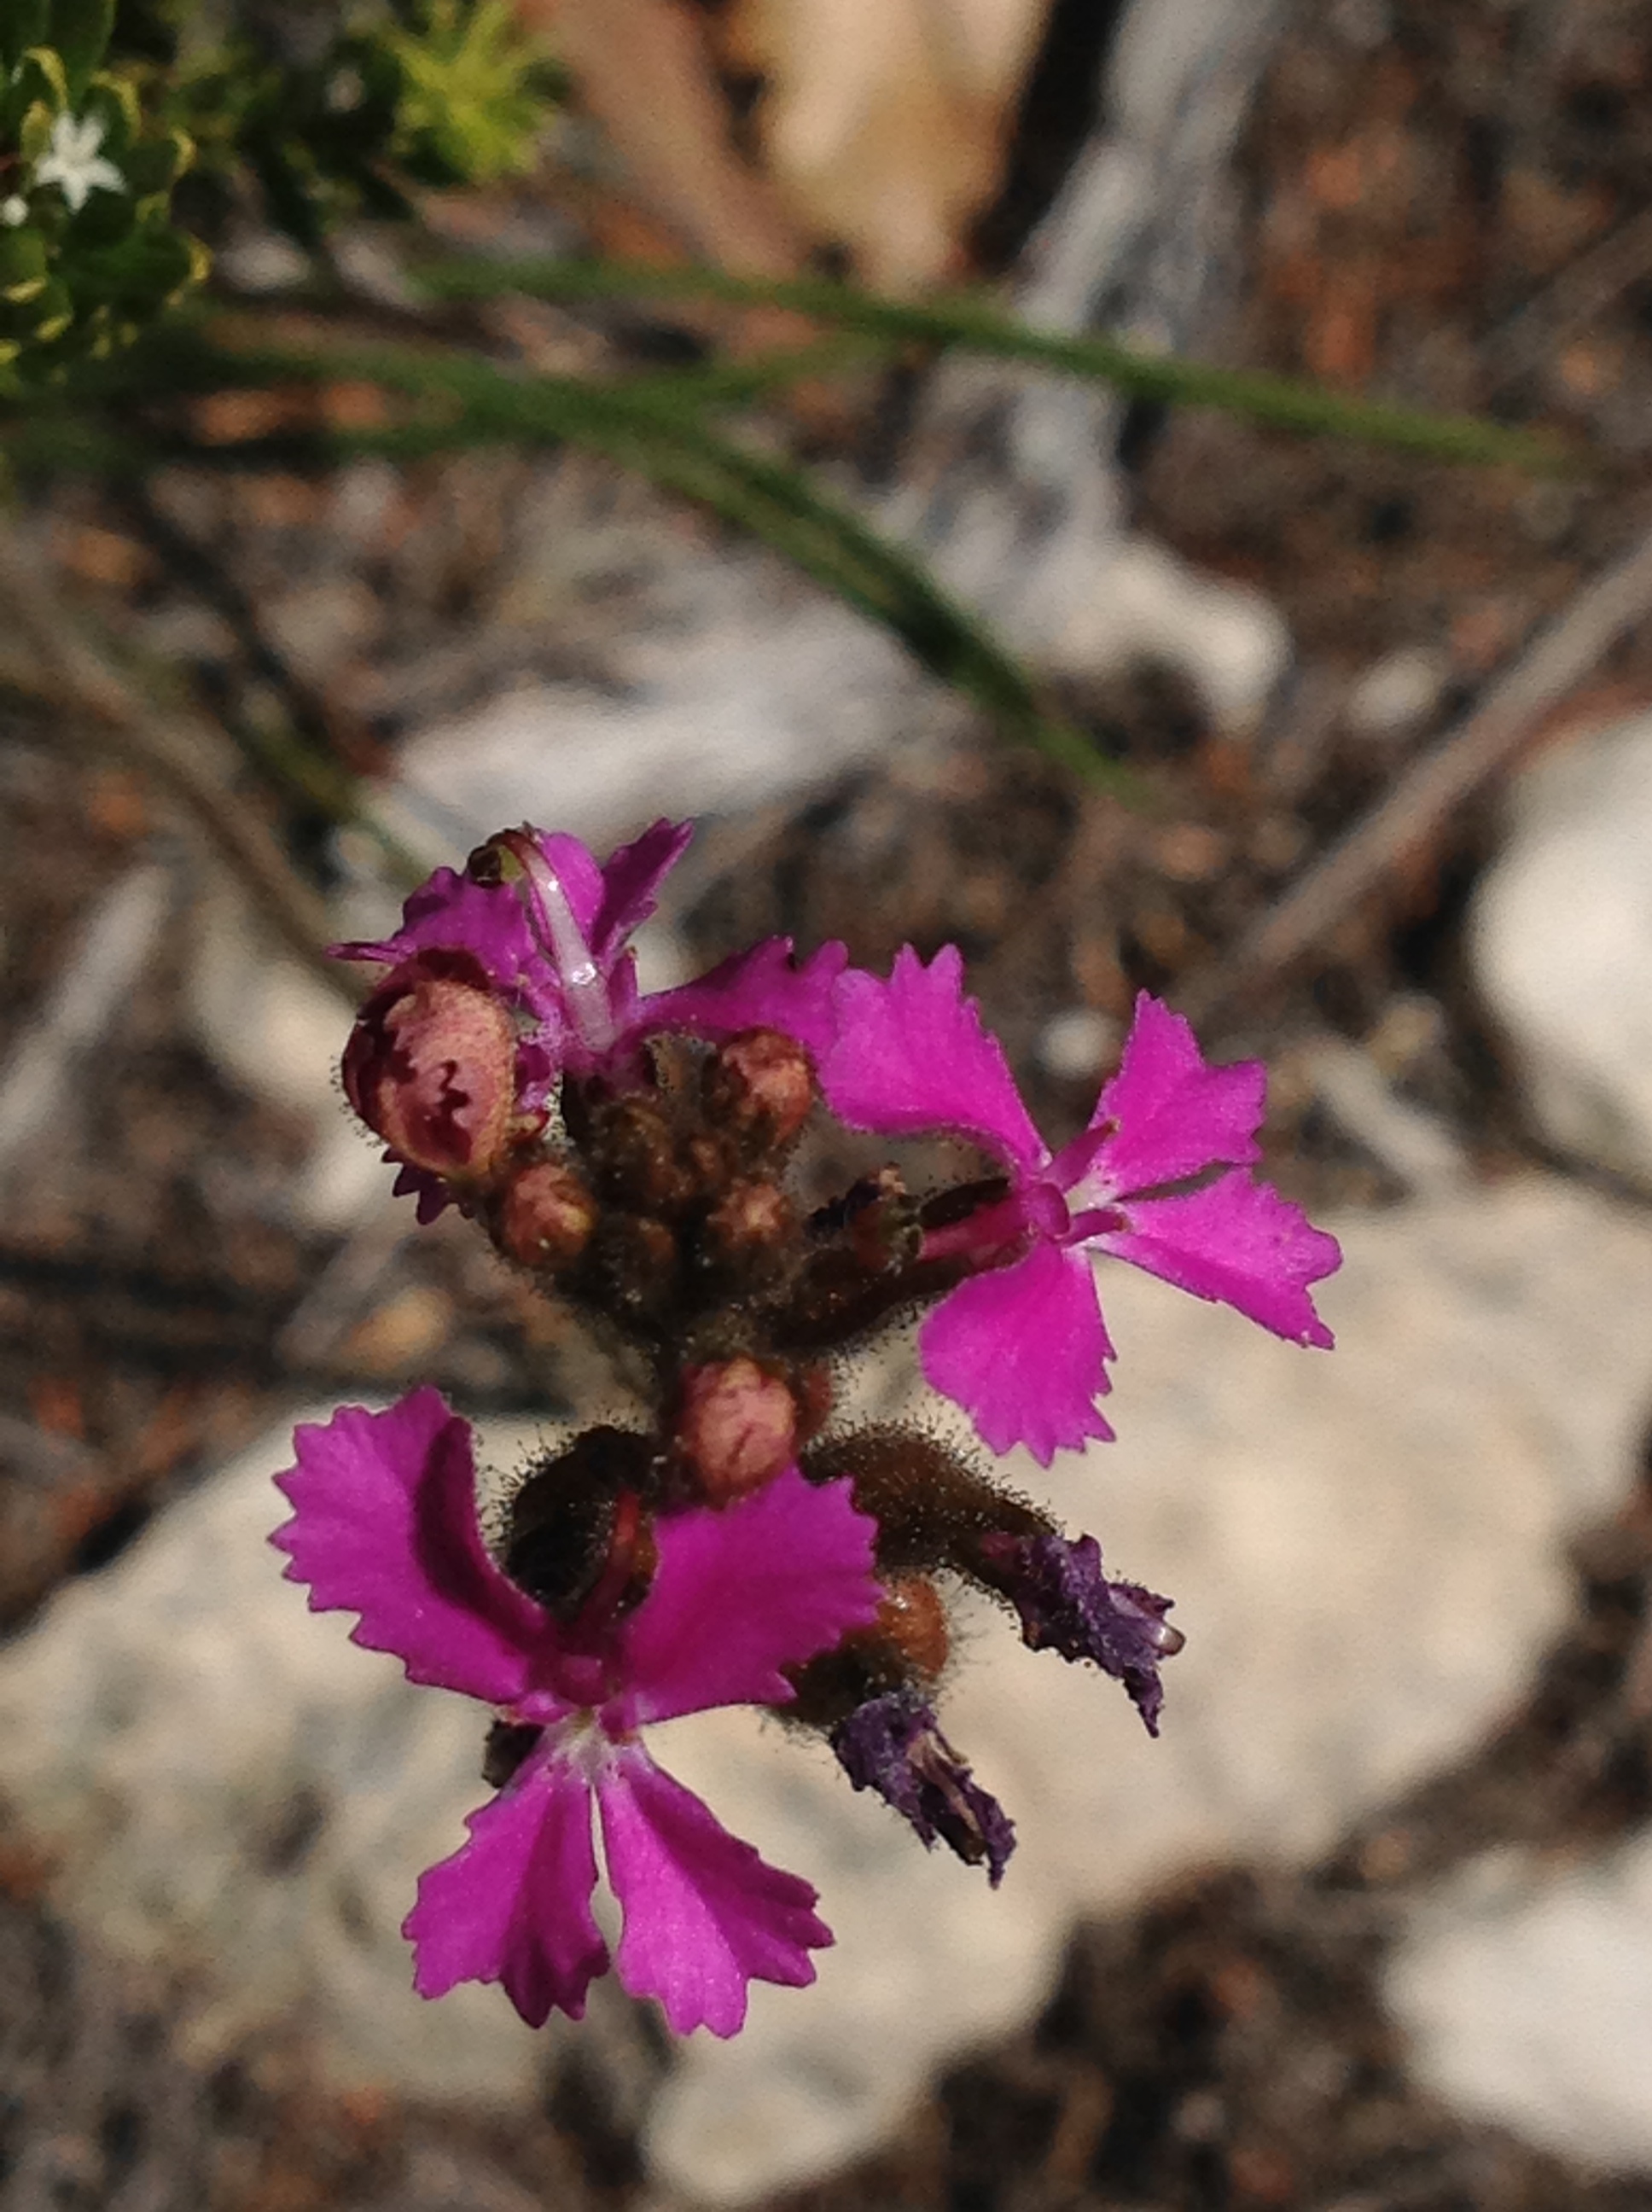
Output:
[830, 1688, 1016, 1885]
[821, 952, 1341, 1464]
[974, 1532, 1183, 1735]
[272, 1389, 880, 2034]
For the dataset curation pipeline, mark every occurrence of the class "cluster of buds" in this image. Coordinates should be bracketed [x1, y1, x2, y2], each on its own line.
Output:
[274, 820, 1341, 2036]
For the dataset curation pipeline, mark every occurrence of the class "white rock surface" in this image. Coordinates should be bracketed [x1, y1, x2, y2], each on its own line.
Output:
[0, 1407, 559, 2101]
[1387, 1840, 1652, 2174]
[648, 1175, 1652, 2197]
[1471, 713, 1652, 1190]
[3, 1177, 1651, 2195]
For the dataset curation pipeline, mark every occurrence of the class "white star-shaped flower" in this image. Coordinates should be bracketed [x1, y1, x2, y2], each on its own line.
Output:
[34, 112, 125, 214]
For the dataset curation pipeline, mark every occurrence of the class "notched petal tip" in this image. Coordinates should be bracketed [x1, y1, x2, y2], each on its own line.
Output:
[819, 943, 1044, 1168]
[1073, 991, 1268, 1197]
[598, 1750, 831, 2037]
[921, 1243, 1114, 1467]
[271, 1390, 546, 1705]
[405, 1754, 609, 2029]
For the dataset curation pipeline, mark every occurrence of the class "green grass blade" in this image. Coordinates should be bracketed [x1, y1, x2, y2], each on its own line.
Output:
[414, 253, 1579, 473]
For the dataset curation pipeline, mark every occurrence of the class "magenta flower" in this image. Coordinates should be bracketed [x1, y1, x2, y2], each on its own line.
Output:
[820, 952, 1341, 1464]
[271, 1389, 881, 2034]
[336, 822, 848, 1217]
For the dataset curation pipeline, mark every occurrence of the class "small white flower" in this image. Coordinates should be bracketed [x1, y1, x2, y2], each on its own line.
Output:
[0, 195, 27, 228]
[34, 113, 125, 214]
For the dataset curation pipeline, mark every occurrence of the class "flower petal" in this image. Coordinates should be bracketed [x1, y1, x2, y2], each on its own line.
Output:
[529, 831, 607, 945]
[644, 937, 850, 1059]
[820, 946, 1044, 1171]
[596, 1747, 829, 2036]
[272, 1390, 550, 1704]
[1096, 1173, 1341, 1345]
[333, 869, 536, 997]
[1066, 992, 1265, 1201]
[590, 818, 694, 959]
[404, 1749, 608, 2028]
[613, 1469, 879, 1729]
[920, 1241, 1114, 1466]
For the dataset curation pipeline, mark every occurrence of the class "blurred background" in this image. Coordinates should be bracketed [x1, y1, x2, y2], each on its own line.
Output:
[5, 0, 1652, 2205]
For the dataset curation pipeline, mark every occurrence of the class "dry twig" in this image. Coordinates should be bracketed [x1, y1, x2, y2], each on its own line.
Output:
[1180, 516, 1652, 1023]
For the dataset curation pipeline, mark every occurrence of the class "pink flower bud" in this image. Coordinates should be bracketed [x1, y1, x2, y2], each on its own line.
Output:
[493, 1159, 598, 1272]
[701, 1178, 795, 1284]
[675, 1358, 798, 1503]
[343, 967, 518, 1183]
[703, 1027, 816, 1152]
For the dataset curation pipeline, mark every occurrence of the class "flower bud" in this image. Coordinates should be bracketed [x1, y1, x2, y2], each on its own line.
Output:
[493, 1158, 598, 1272]
[869, 1575, 950, 1683]
[700, 1178, 795, 1285]
[504, 1426, 657, 1620]
[343, 966, 517, 1183]
[703, 1027, 815, 1152]
[674, 1357, 797, 1502]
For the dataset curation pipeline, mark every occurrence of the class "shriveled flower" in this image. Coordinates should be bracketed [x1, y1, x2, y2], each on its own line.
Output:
[821, 953, 1341, 1464]
[974, 1531, 1183, 1735]
[830, 1688, 1015, 1884]
[272, 1389, 881, 2034]
[335, 821, 847, 1216]
[35, 113, 125, 213]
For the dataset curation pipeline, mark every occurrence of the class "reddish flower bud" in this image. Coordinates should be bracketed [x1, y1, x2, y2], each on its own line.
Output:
[871, 1575, 950, 1683]
[343, 966, 518, 1183]
[703, 1027, 816, 1152]
[701, 1178, 795, 1284]
[675, 1358, 797, 1502]
[493, 1159, 598, 1272]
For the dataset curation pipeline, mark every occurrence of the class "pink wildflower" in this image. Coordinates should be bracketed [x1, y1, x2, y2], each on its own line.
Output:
[820, 952, 1341, 1464]
[335, 822, 846, 1217]
[271, 1389, 880, 2034]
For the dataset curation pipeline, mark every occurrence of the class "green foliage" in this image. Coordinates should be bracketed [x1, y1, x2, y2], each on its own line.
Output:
[0, 0, 558, 381]
[384, 0, 564, 185]
[0, 15, 201, 388]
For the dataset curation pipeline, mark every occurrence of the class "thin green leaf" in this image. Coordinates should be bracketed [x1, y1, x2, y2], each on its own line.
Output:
[413, 253, 1579, 474]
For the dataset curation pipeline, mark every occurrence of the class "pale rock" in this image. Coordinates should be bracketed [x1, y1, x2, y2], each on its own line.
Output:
[184, 878, 387, 1232]
[647, 1176, 1652, 2197]
[1470, 713, 1652, 1189]
[1387, 1839, 1652, 2174]
[381, 592, 922, 859]
[0, 1408, 561, 2101]
[0, 1182, 1643, 2197]
[1036, 1005, 1121, 1081]
[1347, 646, 1449, 740]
